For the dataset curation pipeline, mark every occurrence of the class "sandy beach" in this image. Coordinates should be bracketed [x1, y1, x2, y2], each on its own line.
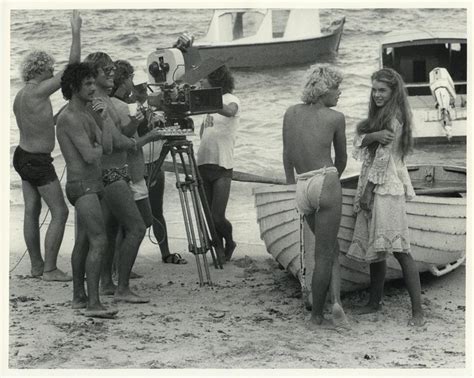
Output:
[6, 176, 467, 370]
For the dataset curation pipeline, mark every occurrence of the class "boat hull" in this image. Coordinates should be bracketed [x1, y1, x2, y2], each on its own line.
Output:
[195, 19, 345, 68]
[253, 165, 466, 306]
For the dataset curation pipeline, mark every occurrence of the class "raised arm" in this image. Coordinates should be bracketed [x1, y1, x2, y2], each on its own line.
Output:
[282, 110, 296, 184]
[333, 113, 347, 177]
[36, 10, 82, 98]
[69, 10, 82, 64]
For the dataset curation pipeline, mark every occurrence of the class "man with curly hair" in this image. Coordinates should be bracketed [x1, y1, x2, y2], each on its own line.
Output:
[56, 62, 118, 318]
[12, 10, 82, 281]
[283, 64, 349, 330]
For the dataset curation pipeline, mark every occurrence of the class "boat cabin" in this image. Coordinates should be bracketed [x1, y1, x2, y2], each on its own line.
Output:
[381, 30, 467, 96]
[199, 9, 322, 45]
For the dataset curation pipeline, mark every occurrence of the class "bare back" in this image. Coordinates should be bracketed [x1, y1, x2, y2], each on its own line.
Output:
[283, 104, 345, 174]
[56, 106, 102, 182]
[14, 85, 56, 153]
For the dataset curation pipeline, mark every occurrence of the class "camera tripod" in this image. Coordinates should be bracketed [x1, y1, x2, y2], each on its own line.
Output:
[146, 137, 225, 286]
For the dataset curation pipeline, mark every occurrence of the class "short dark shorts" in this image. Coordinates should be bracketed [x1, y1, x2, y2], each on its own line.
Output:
[65, 179, 104, 207]
[198, 164, 233, 183]
[13, 146, 58, 187]
[102, 166, 131, 187]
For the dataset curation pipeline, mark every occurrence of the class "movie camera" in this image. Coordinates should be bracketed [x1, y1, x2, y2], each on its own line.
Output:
[138, 39, 228, 284]
[144, 44, 224, 137]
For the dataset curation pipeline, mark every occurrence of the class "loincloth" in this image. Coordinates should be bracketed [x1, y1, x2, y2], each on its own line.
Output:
[295, 166, 338, 215]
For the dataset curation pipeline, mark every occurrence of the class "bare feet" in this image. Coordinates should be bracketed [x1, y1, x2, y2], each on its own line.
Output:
[113, 270, 143, 280]
[30, 261, 44, 278]
[408, 314, 426, 327]
[114, 288, 150, 303]
[84, 304, 118, 319]
[100, 283, 117, 296]
[225, 241, 237, 262]
[130, 271, 143, 279]
[332, 303, 351, 330]
[353, 302, 382, 315]
[72, 296, 87, 309]
[42, 268, 72, 282]
[307, 314, 334, 330]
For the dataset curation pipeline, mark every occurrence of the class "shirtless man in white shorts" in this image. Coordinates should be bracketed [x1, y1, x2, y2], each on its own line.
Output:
[283, 64, 349, 329]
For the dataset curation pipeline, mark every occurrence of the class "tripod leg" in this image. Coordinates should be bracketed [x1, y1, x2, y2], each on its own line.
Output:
[176, 148, 213, 285]
[170, 148, 206, 285]
[182, 146, 220, 270]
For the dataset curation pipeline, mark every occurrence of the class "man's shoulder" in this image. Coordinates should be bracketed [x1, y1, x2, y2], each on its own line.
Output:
[57, 106, 82, 127]
[325, 108, 345, 122]
[284, 103, 302, 115]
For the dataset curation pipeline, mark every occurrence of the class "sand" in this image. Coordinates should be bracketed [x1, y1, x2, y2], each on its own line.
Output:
[7, 178, 467, 370]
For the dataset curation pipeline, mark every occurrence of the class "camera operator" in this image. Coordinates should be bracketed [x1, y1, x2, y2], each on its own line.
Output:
[197, 65, 239, 262]
[141, 101, 188, 265]
[84, 52, 162, 303]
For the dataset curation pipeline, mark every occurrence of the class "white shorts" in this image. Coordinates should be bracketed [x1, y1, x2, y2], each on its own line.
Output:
[129, 179, 149, 201]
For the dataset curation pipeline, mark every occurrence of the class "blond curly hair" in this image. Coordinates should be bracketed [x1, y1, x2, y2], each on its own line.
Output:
[20, 50, 55, 82]
[301, 64, 343, 104]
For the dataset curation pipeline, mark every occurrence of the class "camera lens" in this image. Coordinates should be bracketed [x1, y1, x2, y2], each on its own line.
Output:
[149, 62, 161, 78]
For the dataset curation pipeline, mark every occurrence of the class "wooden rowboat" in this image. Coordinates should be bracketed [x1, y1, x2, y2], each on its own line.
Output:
[253, 165, 466, 307]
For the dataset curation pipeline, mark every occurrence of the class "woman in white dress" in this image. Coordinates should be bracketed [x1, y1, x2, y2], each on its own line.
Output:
[347, 68, 425, 326]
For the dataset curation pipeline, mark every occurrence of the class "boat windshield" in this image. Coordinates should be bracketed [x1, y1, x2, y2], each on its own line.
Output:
[217, 11, 265, 41]
[382, 41, 467, 96]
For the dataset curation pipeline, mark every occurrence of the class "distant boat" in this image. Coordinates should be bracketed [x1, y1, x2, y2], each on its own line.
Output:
[381, 30, 467, 143]
[194, 9, 345, 68]
[253, 165, 466, 309]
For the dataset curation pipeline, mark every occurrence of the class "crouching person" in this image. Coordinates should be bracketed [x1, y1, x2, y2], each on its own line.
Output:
[56, 62, 118, 318]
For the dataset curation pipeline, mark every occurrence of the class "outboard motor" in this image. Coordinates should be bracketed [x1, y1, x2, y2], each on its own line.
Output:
[429, 67, 456, 140]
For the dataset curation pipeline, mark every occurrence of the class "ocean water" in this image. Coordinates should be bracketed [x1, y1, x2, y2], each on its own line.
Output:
[9, 8, 467, 204]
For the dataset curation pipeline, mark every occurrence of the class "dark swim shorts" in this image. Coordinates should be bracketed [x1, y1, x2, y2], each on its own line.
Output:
[13, 146, 58, 187]
[65, 179, 104, 206]
[102, 166, 131, 187]
[198, 164, 233, 183]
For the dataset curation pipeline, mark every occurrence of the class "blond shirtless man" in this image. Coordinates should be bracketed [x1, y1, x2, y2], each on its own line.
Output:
[283, 64, 349, 329]
[12, 10, 81, 281]
[56, 62, 118, 318]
